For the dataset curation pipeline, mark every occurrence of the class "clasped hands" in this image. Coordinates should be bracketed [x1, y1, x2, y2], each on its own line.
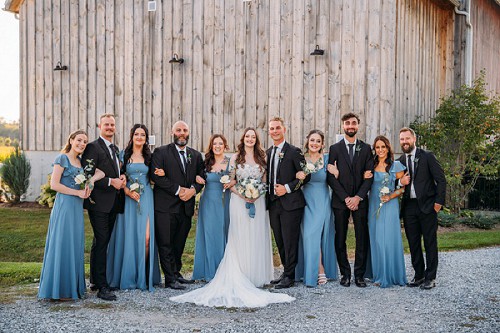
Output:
[111, 175, 127, 190]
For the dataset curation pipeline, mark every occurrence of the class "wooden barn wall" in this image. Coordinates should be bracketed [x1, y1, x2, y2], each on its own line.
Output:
[471, 0, 500, 94]
[20, 0, 495, 153]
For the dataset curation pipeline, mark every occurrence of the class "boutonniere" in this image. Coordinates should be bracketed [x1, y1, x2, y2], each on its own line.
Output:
[278, 152, 285, 161]
[355, 144, 362, 153]
[186, 153, 192, 164]
[413, 157, 419, 164]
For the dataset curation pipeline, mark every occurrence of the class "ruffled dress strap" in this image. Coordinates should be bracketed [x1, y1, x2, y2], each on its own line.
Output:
[323, 153, 329, 171]
[389, 161, 406, 182]
[53, 154, 69, 168]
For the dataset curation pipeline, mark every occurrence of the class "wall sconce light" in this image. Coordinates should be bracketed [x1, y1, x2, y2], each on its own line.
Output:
[53, 61, 68, 71]
[169, 54, 184, 64]
[310, 45, 324, 56]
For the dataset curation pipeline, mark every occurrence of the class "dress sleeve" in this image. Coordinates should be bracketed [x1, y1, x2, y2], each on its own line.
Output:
[53, 154, 68, 169]
[323, 153, 329, 171]
[390, 160, 406, 174]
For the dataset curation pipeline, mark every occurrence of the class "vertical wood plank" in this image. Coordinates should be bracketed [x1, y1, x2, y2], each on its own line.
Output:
[328, 0, 342, 143]
[202, 0, 214, 145]
[78, 1, 88, 130]
[161, 0, 173, 146]
[151, 0, 163, 144]
[123, 0, 133, 143]
[302, 0, 316, 139]
[380, 0, 396, 140]
[234, 1, 245, 137]
[95, 0, 105, 137]
[35, 0, 44, 150]
[315, 0, 329, 136]
[245, 1, 258, 132]
[279, 0, 293, 141]
[59, 0, 70, 146]
[44, 0, 54, 150]
[340, 0, 354, 120]
[353, 0, 367, 140]
[256, 0, 269, 134]
[366, 0, 381, 144]
[86, 0, 96, 132]
[114, 0, 125, 145]
[143, 1, 152, 135]
[20, 1, 29, 149]
[105, 0, 115, 136]
[213, 0, 225, 139]
[69, 0, 79, 136]
[133, 0, 144, 125]
[267, 0, 281, 147]
[182, 1, 194, 144]
[192, 0, 204, 149]
[223, 0, 236, 149]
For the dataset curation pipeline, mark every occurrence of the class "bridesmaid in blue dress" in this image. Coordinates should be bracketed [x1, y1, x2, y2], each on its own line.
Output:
[39, 130, 103, 300]
[192, 134, 232, 281]
[367, 135, 407, 287]
[295, 130, 338, 287]
[107, 124, 161, 291]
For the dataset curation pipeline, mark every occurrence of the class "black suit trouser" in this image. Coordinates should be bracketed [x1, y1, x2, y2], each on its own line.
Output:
[402, 199, 438, 281]
[88, 210, 117, 289]
[268, 199, 303, 279]
[155, 210, 192, 283]
[333, 206, 370, 279]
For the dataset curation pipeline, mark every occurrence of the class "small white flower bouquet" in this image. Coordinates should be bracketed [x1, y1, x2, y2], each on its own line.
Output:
[376, 174, 391, 217]
[220, 174, 231, 192]
[74, 159, 95, 190]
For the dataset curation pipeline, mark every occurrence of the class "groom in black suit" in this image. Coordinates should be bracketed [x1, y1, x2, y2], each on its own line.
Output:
[267, 117, 310, 289]
[151, 121, 205, 290]
[82, 114, 126, 301]
[398, 127, 446, 290]
[326, 113, 373, 287]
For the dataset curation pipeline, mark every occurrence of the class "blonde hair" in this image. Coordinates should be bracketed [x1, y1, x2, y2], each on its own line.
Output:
[269, 116, 285, 126]
[62, 130, 88, 153]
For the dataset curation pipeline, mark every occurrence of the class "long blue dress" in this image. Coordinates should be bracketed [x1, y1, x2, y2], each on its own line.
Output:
[106, 162, 161, 291]
[295, 154, 338, 287]
[192, 167, 231, 281]
[368, 161, 407, 287]
[38, 154, 86, 300]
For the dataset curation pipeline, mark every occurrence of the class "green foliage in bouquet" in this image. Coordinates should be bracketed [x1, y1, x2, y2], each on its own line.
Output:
[411, 71, 500, 213]
[0, 147, 31, 203]
[37, 175, 57, 208]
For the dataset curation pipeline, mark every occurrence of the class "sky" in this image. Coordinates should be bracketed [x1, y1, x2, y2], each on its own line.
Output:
[0, 11, 20, 122]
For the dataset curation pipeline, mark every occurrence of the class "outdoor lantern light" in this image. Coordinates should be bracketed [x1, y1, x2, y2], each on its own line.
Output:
[53, 61, 68, 71]
[310, 45, 325, 56]
[169, 54, 184, 64]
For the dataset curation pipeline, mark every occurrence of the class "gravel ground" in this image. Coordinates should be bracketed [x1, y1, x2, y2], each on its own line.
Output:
[1, 247, 499, 333]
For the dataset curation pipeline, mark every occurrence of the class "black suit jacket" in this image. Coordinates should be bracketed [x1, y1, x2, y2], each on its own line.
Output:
[82, 137, 125, 213]
[398, 148, 446, 214]
[150, 143, 205, 216]
[326, 139, 374, 210]
[266, 142, 309, 211]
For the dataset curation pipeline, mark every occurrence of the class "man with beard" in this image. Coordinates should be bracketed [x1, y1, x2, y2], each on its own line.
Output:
[326, 113, 374, 287]
[398, 127, 446, 290]
[151, 121, 205, 289]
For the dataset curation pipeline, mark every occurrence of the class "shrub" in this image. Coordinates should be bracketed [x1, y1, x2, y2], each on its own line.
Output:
[411, 71, 500, 213]
[0, 147, 31, 203]
[37, 175, 57, 208]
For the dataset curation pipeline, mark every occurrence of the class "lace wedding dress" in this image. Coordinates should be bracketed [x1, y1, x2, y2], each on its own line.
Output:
[170, 164, 295, 307]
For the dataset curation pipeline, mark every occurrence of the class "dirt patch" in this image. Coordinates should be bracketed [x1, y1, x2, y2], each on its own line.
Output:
[0, 202, 49, 210]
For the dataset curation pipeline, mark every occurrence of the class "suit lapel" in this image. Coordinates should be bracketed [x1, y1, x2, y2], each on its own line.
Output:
[276, 142, 289, 179]
[98, 138, 119, 176]
[351, 140, 363, 166]
[413, 148, 421, 179]
[339, 142, 353, 172]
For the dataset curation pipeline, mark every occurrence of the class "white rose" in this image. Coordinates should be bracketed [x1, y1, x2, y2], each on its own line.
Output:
[74, 174, 86, 184]
[245, 188, 253, 198]
[306, 163, 316, 172]
[220, 175, 230, 184]
[250, 187, 260, 199]
[130, 183, 140, 192]
[380, 186, 390, 195]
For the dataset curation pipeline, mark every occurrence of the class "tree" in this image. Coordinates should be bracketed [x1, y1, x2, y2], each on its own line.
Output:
[411, 71, 500, 213]
[0, 147, 31, 203]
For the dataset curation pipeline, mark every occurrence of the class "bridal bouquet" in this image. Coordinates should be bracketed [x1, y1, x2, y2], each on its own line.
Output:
[235, 177, 267, 218]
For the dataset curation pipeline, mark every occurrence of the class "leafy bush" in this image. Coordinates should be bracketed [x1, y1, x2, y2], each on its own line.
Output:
[0, 147, 31, 203]
[411, 71, 500, 213]
[37, 175, 57, 208]
[438, 210, 499, 229]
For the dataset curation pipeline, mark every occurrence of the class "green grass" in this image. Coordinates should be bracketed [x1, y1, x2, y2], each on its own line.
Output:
[0, 207, 499, 287]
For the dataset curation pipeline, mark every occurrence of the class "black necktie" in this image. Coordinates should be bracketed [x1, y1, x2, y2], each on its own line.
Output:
[348, 143, 355, 163]
[406, 154, 413, 198]
[269, 146, 278, 197]
[109, 144, 119, 173]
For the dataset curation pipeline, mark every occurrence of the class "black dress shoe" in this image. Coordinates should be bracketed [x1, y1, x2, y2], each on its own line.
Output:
[89, 284, 98, 291]
[354, 278, 367, 288]
[406, 277, 425, 287]
[270, 273, 284, 285]
[97, 287, 117, 301]
[340, 276, 351, 287]
[165, 281, 186, 290]
[420, 279, 436, 290]
[275, 276, 294, 289]
[177, 276, 194, 284]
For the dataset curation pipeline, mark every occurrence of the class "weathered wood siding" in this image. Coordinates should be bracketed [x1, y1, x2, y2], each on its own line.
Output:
[18, 0, 499, 152]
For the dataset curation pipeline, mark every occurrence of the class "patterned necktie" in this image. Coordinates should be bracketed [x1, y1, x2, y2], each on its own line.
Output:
[180, 150, 187, 173]
[348, 143, 355, 163]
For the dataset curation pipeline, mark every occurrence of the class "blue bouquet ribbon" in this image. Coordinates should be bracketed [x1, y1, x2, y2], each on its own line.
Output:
[245, 202, 255, 218]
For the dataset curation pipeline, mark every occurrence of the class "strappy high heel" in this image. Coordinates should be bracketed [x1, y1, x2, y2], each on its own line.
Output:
[318, 273, 327, 285]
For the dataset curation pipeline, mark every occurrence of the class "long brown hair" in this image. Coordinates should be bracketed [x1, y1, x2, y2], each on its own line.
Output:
[235, 127, 267, 171]
[122, 124, 152, 173]
[61, 130, 88, 153]
[304, 129, 325, 154]
[373, 135, 394, 172]
[204, 134, 229, 172]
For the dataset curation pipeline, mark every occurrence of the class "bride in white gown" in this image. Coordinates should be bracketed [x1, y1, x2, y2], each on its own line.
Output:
[170, 128, 295, 308]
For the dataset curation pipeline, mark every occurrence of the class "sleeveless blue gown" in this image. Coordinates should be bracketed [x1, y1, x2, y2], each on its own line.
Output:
[106, 162, 161, 291]
[295, 155, 338, 287]
[38, 154, 86, 300]
[368, 161, 407, 287]
[192, 168, 231, 281]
